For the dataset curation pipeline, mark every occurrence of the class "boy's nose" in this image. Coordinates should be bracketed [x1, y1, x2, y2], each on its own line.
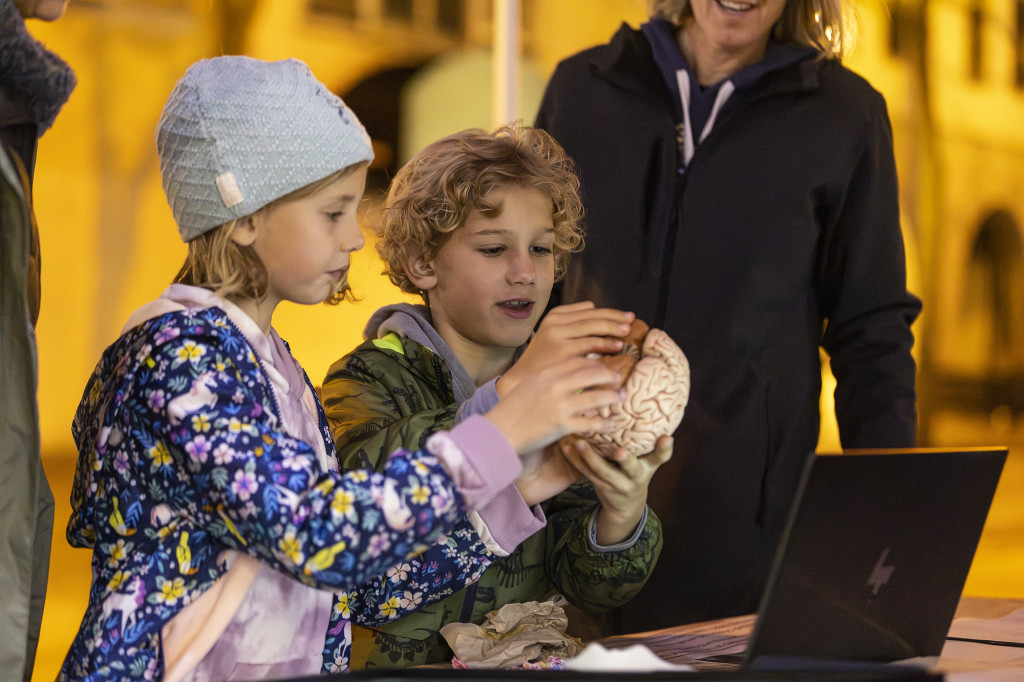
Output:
[507, 254, 535, 284]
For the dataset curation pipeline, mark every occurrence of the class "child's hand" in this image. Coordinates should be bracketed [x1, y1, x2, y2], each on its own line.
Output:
[496, 302, 634, 398]
[514, 443, 584, 506]
[485, 355, 624, 456]
[561, 435, 673, 546]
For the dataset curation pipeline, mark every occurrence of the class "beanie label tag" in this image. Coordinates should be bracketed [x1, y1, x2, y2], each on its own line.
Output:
[216, 171, 244, 208]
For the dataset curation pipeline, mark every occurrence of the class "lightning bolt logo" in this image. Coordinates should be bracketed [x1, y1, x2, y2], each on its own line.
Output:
[867, 547, 895, 596]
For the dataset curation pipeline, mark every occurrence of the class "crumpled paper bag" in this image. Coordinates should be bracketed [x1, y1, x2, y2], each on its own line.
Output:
[439, 598, 583, 669]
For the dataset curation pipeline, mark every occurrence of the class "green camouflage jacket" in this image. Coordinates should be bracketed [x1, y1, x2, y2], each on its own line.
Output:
[321, 330, 662, 668]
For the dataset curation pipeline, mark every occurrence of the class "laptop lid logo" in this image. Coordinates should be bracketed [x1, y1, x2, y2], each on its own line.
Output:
[867, 547, 895, 595]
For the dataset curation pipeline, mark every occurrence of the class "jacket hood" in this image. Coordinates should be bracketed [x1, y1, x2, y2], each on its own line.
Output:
[0, 0, 76, 137]
[364, 302, 531, 405]
[365, 302, 479, 404]
[67, 316, 158, 548]
[67, 285, 252, 548]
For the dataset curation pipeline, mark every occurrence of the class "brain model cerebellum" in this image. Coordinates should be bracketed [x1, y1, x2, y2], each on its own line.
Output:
[586, 319, 690, 456]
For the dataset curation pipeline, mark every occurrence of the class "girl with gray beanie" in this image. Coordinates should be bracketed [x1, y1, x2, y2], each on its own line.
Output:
[58, 55, 625, 681]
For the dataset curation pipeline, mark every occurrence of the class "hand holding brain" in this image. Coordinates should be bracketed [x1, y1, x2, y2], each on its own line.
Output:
[583, 319, 690, 456]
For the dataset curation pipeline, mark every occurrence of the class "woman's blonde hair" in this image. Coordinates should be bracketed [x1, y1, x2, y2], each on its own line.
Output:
[376, 123, 585, 297]
[174, 163, 365, 305]
[647, 0, 846, 59]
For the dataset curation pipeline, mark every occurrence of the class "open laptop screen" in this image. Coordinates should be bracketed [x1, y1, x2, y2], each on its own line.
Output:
[744, 447, 1007, 666]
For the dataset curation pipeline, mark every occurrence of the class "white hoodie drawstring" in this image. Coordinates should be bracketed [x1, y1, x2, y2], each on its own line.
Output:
[675, 70, 737, 166]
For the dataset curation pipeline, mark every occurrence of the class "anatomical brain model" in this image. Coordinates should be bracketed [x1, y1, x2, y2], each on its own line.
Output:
[584, 319, 690, 457]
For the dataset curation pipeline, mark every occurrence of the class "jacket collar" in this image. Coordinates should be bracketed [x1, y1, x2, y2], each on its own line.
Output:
[590, 21, 827, 104]
[590, 22, 674, 102]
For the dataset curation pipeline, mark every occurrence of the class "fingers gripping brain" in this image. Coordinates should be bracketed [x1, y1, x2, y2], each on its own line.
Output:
[584, 319, 690, 456]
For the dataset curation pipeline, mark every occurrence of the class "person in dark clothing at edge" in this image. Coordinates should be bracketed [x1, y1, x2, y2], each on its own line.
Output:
[535, 0, 921, 634]
[0, 1, 75, 679]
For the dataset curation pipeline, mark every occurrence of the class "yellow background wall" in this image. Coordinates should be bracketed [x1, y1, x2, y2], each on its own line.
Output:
[27, 3, 647, 678]
[23, 0, 1024, 678]
[28, 1, 649, 455]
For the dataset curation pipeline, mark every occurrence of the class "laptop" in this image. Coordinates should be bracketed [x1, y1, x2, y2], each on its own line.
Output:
[329, 450, 1006, 682]
[741, 446, 1008, 668]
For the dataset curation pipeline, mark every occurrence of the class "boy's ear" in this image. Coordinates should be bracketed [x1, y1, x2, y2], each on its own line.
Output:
[405, 255, 437, 291]
[230, 215, 258, 247]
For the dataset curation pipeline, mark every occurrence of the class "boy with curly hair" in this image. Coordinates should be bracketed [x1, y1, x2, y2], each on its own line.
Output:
[322, 123, 673, 668]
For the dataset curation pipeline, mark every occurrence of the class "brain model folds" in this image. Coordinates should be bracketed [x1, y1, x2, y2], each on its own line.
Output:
[584, 319, 690, 457]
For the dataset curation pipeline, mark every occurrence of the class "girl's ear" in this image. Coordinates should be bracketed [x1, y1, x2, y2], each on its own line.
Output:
[230, 215, 258, 247]
[405, 254, 437, 291]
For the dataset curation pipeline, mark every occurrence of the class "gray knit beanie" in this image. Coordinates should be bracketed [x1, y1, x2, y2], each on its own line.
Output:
[156, 56, 374, 242]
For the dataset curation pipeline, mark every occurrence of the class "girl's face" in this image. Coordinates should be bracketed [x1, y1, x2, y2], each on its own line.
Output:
[413, 184, 556, 368]
[233, 164, 367, 329]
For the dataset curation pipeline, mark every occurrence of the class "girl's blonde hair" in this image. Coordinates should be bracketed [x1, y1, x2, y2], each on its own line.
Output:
[376, 123, 585, 297]
[174, 163, 365, 305]
[648, 0, 846, 59]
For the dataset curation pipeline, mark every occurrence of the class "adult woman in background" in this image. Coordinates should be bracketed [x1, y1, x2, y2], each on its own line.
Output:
[535, 0, 921, 633]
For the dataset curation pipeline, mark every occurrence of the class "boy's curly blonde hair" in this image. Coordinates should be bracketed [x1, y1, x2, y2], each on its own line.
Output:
[376, 123, 585, 296]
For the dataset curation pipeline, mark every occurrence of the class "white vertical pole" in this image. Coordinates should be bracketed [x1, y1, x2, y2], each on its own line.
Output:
[493, 0, 520, 128]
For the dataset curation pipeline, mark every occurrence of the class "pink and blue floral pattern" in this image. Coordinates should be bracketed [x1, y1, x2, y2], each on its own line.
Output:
[60, 306, 493, 680]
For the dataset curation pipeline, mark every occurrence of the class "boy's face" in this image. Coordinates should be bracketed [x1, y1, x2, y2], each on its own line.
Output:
[415, 184, 556, 362]
[237, 165, 367, 313]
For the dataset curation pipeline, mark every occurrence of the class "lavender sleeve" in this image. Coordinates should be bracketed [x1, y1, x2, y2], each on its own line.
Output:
[429, 411, 546, 556]
[425, 414, 523, 508]
[454, 378, 500, 423]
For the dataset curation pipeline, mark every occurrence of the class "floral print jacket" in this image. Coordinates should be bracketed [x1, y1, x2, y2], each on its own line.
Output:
[59, 300, 502, 680]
